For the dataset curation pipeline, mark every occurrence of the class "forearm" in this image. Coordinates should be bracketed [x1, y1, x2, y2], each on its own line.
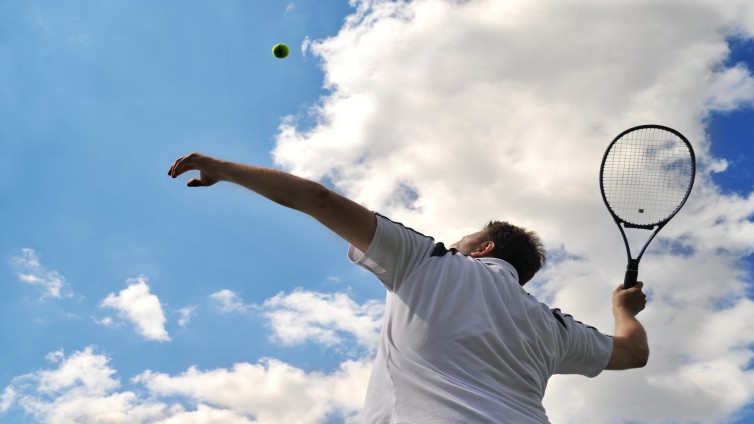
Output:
[196, 156, 376, 252]
[609, 307, 649, 369]
[614, 307, 647, 343]
[210, 158, 327, 213]
[169, 152, 376, 252]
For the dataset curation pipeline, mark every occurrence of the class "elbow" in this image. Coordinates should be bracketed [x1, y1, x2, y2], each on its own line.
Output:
[312, 183, 332, 209]
[277, 182, 330, 212]
[301, 183, 334, 213]
[607, 337, 649, 370]
[629, 346, 649, 369]
[636, 347, 649, 368]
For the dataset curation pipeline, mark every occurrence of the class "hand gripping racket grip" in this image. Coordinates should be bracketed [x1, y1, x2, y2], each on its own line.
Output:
[623, 260, 639, 289]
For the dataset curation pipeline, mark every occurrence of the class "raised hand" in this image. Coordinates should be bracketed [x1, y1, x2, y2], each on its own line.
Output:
[612, 281, 647, 316]
[167, 153, 221, 187]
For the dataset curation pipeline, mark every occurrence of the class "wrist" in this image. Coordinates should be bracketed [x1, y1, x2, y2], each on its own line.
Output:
[613, 304, 636, 317]
[202, 157, 229, 182]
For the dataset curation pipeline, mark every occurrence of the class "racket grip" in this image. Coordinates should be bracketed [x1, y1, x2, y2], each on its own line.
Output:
[623, 266, 638, 290]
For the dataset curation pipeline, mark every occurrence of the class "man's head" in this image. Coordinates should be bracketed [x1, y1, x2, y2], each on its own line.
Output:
[450, 221, 546, 285]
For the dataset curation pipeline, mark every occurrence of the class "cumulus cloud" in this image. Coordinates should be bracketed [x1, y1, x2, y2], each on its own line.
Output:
[155, 404, 255, 424]
[100, 276, 171, 342]
[261, 289, 383, 352]
[10, 248, 70, 299]
[706, 63, 754, 111]
[1, 346, 370, 424]
[137, 357, 370, 424]
[6, 1, 754, 423]
[272, 0, 754, 422]
[1, 347, 170, 424]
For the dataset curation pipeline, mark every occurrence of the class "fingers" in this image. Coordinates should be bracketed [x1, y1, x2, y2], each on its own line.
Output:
[167, 153, 199, 178]
[615, 281, 644, 293]
[612, 281, 648, 315]
[168, 155, 192, 178]
[614, 281, 647, 300]
[168, 154, 218, 188]
[627, 282, 647, 311]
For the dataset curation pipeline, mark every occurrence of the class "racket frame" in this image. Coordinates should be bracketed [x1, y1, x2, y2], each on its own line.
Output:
[599, 124, 696, 289]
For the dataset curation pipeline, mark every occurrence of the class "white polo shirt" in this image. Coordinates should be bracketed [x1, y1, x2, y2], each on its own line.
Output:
[349, 214, 613, 424]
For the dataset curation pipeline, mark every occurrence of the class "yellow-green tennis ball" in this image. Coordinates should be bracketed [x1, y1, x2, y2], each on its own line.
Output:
[272, 43, 289, 59]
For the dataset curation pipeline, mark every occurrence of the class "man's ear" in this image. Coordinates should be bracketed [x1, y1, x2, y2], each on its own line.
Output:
[470, 241, 495, 258]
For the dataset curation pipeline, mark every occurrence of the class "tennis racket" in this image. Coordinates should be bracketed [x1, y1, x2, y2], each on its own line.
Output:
[599, 124, 696, 289]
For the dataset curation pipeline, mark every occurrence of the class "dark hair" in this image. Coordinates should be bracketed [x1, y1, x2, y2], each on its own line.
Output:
[483, 221, 546, 285]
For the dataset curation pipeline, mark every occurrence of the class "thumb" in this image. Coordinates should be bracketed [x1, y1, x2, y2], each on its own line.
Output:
[187, 179, 205, 187]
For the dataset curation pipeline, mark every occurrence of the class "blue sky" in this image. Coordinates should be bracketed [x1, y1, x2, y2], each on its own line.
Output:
[708, 37, 754, 197]
[2, 1, 754, 423]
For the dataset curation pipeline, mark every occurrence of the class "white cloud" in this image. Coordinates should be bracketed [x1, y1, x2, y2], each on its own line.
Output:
[101, 276, 171, 342]
[137, 357, 370, 424]
[272, 0, 754, 422]
[0, 386, 16, 413]
[45, 349, 65, 364]
[10, 248, 70, 299]
[208, 287, 382, 353]
[34, 347, 120, 395]
[706, 63, 754, 111]
[96, 316, 116, 327]
[6, 2, 754, 423]
[177, 306, 198, 327]
[2, 346, 370, 424]
[209, 289, 249, 314]
[262, 289, 382, 352]
[2, 347, 170, 424]
[32, 8, 53, 34]
[155, 404, 255, 424]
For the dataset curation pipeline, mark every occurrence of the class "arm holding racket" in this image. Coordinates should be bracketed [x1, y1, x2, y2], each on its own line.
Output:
[606, 281, 649, 370]
[167, 153, 377, 253]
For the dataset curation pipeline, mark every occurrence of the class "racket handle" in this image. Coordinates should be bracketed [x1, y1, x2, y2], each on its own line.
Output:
[623, 262, 639, 289]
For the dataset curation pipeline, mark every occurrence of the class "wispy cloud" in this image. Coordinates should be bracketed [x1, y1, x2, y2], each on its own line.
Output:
[100, 276, 171, 342]
[209, 290, 249, 314]
[10, 248, 71, 299]
[32, 8, 54, 34]
[0, 386, 16, 413]
[176, 306, 197, 327]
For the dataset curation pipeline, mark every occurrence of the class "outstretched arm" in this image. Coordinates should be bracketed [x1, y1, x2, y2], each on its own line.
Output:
[168, 153, 376, 252]
[606, 281, 649, 370]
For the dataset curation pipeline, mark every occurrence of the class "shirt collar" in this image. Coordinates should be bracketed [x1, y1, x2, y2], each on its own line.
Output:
[478, 257, 520, 284]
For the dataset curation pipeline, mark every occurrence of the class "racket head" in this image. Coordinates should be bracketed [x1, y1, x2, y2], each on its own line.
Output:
[600, 125, 696, 228]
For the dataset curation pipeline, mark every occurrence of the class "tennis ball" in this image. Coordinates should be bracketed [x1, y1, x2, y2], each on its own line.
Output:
[272, 43, 289, 59]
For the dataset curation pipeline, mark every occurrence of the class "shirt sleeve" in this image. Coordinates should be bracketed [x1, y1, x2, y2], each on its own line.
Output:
[348, 214, 435, 291]
[553, 311, 614, 377]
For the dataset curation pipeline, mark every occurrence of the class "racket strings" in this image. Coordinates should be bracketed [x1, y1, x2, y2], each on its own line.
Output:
[601, 127, 694, 226]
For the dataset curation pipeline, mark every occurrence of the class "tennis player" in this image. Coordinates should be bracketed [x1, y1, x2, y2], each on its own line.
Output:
[168, 152, 648, 423]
